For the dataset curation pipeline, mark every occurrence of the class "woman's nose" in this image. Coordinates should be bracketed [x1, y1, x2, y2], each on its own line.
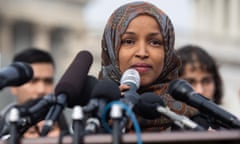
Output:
[135, 41, 149, 58]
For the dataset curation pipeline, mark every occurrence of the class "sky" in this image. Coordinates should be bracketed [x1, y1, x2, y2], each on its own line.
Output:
[83, 0, 193, 30]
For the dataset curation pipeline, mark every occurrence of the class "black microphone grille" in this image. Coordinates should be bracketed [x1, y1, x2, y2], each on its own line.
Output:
[140, 92, 166, 107]
[91, 80, 121, 101]
[12, 62, 33, 85]
[134, 92, 165, 119]
[67, 75, 98, 108]
[168, 79, 194, 101]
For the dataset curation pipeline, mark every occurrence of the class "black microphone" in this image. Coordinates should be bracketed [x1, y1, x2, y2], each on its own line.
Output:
[120, 68, 140, 108]
[19, 97, 53, 132]
[0, 62, 33, 90]
[168, 79, 240, 129]
[34, 75, 96, 120]
[70, 75, 98, 107]
[135, 92, 205, 131]
[83, 79, 121, 134]
[0, 97, 53, 137]
[0, 75, 97, 137]
[134, 93, 165, 119]
[83, 79, 121, 115]
[55, 50, 93, 108]
[41, 50, 93, 136]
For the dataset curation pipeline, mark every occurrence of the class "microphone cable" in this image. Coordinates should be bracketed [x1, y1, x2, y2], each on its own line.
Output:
[101, 101, 142, 144]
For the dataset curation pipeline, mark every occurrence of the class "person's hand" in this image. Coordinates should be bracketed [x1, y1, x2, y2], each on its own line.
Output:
[208, 127, 216, 132]
[119, 84, 130, 96]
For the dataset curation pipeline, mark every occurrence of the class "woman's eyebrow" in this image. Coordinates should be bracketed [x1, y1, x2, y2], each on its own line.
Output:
[122, 31, 135, 35]
[122, 32, 162, 36]
[149, 32, 162, 36]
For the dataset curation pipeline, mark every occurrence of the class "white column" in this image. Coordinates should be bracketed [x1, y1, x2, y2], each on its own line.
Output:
[193, 0, 204, 32]
[228, 0, 239, 38]
[0, 19, 14, 66]
[194, 0, 211, 33]
[33, 24, 50, 51]
[204, 0, 214, 33]
[212, 0, 225, 36]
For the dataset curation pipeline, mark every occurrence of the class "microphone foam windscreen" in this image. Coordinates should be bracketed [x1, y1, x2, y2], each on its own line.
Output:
[13, 62, 33, 85]
[91, 80, 121, 102]
[134, 92, 166, 119]
[68, 75, 98, 107]
[0, 62, 33, 88]
[55, 51, 93, 107]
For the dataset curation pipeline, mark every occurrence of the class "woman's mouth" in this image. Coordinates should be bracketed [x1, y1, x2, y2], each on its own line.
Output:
[131, 64, 152, 73]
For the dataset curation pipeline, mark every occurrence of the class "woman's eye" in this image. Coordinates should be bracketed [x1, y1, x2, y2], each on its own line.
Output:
[121, 39, 134, 45]
[150, 40, 163, 46]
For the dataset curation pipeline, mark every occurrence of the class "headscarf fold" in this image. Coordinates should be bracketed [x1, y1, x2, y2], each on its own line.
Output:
[99, 1, 198, 131]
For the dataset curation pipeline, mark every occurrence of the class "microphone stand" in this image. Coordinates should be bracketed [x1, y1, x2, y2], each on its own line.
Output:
[40, 105, 56, 136]
[157, 106, 205, 131]
[8, 107, 20, 144]
[72, 106, 85, 144]
[41, 94, 67, 136]
[110, 104, 122, 144]
[84, 118, 100, 134]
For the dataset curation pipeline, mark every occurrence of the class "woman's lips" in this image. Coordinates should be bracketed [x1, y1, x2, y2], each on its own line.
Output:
[131, 64, 152, 73]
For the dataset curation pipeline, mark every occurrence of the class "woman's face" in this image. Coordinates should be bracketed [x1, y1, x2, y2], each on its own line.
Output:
[181, 63, 215, 100]
[119, 15, 165, 87]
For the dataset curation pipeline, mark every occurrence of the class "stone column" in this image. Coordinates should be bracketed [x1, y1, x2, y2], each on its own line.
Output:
[0, 19, 16, 109]
[0, 19, 14, 66]
[228, 0, 239, 38]
[212, 0, 225, 36]
[33, 24, 50, 51]
[204, 0, 214, 33]
[194, 0, 212, 33]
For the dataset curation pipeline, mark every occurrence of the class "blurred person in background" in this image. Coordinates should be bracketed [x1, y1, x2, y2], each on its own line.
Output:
[0, 48, 69, 139]
[176, 44, 224, 129]
[176, 44, 223, 105]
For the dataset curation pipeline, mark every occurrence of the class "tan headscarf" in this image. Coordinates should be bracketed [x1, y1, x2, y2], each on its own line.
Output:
[99, 1, 198, 131]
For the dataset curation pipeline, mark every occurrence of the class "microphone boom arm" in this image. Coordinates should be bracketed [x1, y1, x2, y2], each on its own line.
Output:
[157, 106, 205, 131]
